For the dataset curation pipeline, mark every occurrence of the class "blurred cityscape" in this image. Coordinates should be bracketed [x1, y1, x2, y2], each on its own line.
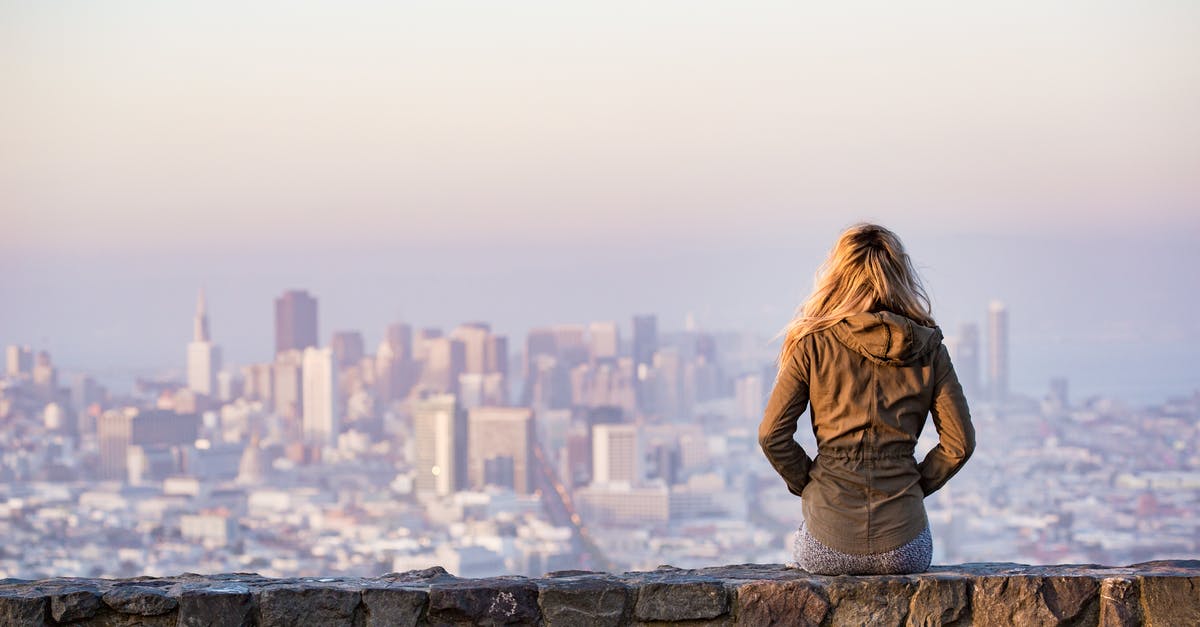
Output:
[1, 290, 1197, 580]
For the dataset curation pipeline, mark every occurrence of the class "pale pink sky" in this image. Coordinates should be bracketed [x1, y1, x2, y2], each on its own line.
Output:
[3, 1, 1198, 254]
[2, 2, 1198, 403]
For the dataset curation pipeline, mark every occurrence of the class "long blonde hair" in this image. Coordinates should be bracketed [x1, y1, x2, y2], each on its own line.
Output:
[775, 223, 935, 366]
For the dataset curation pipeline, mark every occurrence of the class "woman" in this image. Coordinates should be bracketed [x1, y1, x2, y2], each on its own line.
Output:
[759, 223, 975, 575]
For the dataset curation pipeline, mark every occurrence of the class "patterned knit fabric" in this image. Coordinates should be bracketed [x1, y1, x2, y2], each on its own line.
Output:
[791, 518, 932, 575]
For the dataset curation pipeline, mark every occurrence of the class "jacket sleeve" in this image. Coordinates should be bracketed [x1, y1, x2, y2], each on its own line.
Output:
[917, 344, 976, 496]
[758, 341, 814, 497]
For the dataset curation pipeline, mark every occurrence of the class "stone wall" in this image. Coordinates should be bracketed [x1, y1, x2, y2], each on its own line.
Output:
[1, 561, 1197, 626]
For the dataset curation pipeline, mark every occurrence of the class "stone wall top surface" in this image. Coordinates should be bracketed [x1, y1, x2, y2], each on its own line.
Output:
[0, 560, 1197, 626]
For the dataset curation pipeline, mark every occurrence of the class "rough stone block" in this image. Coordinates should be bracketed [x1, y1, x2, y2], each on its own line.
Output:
[634, 578, 729, 622]
[1139, 575, 1200, 626]
[1098, 577, 1140, 627]
[103, 584, 178, 616]
[428, 577, 540, 626]
[176, 582, 254, 627]
[361, 585, 427, 627]
[906, 576, 970, 627]
[256, 584, 362, 627]
[825, 576, 916, 626]
[51, 585, 104, 623]
[0, 591, 47, 626]
[735, 579, 828, 626]
[1041, 576, 1099, 624]
[538, 575, 631, 627]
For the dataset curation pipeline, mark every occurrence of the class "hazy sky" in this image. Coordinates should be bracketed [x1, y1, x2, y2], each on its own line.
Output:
[2, 2, 1198, 401]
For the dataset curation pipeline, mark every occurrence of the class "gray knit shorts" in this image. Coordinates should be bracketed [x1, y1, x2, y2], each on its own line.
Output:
[791, 518, 932, 575]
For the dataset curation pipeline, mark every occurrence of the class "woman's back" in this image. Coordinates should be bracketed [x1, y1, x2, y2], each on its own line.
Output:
[758, 222, 975, 573]
[775, 310, 973, 555]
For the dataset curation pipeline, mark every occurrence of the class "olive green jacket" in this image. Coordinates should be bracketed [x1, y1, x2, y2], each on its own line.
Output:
[759, 311, 975, 555]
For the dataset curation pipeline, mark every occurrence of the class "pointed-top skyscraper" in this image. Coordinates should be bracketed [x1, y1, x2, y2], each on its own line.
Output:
[987, 300, 1009, 403]
[187, 288, 222, 396]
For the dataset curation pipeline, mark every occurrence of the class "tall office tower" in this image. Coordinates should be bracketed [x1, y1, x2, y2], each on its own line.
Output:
[386, 322, 414, 362]
[330, 331, 365, 369]
[524, 328, 558, 379]
[632, 315, 658, 412]
[98, 408, 199, 481]
[592, 423, 640, 485]
[274, 289, 319, 356]
[734, 373, 764, 422]
[241, 363, 275, 404]
[954, 323, 981, 398]
[485, 335, 508, 377]
[695, 333, 717, 363]
[632, 315, 658, 370]
[652, 347, 685, 420]
[5, 345, 33, 377]
[588, 322, 620, 361]
[467, 406, 534, 494]
[301, 347, 338, 447]
[32, 350, 57, 400]
[987, 301, 1009, 403]
[421, 337, 467, 394]
[413, 327, 443, 362]
[273, 349, 305, 424]
[451, 322, 491, 374]
[554, 324, 589, 368]
[187, 289, 223, 397]
[97, 408, 137, 481]
[412, 393, 466, 496]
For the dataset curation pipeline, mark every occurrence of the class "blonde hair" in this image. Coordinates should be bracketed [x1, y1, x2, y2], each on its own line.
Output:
[775, 223, 935, 366]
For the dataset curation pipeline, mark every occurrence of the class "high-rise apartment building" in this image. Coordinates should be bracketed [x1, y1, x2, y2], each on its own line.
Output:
[954, 323, 980, 398]
[589, 322, 620, 361]
[273, 350, 305, 423]
[466, 406, 534, 494]
[592, 423, 640, 485]
[274, 290, 318, 356]
[5, 345, 32, 377]
[988, 301, 1009, 403]
[330, 331, 365, 369]
[413, 393, 466, 496]
[451, 322, 492, 374]
[421, 337, 466, 394]
[301, 346, 338, 447]
[187, 289, 222, 397]
[386, 322, 414, 363]
[632, 315, 658, 412]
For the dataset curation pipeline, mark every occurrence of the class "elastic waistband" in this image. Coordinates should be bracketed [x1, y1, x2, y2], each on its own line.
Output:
[817, 444, 915, 460]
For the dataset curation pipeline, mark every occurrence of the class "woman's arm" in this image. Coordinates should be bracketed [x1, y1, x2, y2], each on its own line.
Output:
[917, 344, 976, 496]
[758, 344, 814, 496]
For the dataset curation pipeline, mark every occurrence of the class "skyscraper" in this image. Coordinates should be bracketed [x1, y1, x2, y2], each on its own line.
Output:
[467, 406, 534, 494]
[632, 315, 658, 412]
[592, 423, 640, 485]
[485, 334, 508, 377]
[632, 315, 657, 368]
[5, 345, 32, 377]
[987, 301, 1009, 403]
[330, 331, 365, 369]
[273, 349, 304, 423]
[421, 337, 467, 394]
[187, 288, 222, 397]
[274, 290, 318, 356]
[954, 323, 980, 398]
[451, 322, 491, 374]
[386, 322, 414, 362]
[301, 346, 338, 447]
[413, 393, 466, 496]
[589, 321, 620, 361]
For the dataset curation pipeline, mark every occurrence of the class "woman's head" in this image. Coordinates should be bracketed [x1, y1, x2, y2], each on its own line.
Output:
[776, 223, 935, 365]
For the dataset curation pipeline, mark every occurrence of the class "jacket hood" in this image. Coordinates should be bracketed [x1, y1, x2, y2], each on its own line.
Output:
[831, 311, 943, 366]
